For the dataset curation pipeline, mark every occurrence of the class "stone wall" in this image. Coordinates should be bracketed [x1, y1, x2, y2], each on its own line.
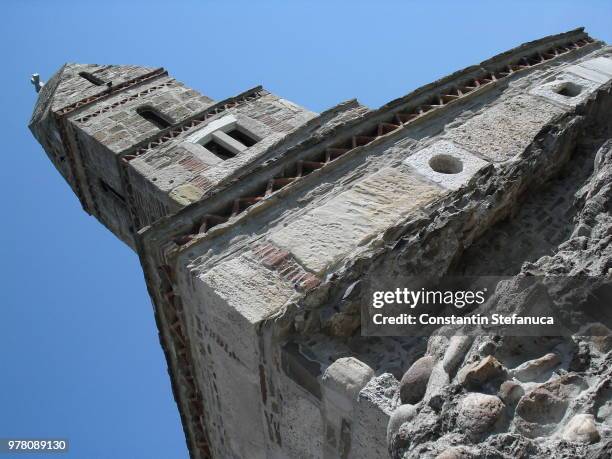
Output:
[132, 30, 610, 459]
[30, 28, 612, 459]
[126, 90, 317, 227]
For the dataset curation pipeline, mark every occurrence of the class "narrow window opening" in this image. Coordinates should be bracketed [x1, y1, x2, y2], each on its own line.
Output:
[99, 179, 126, 203]
[226, 128, 257, 148]
[136, 107, 172, 129]
[79, 71, 105, 86]
[202, 139, 237, 161]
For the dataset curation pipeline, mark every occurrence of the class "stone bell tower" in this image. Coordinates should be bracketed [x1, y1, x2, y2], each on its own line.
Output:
[29, 63, 317, 247]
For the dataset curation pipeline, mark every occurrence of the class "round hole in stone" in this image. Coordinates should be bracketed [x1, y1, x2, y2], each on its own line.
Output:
[429, 154, 463, 174]
[555, 82, 582, 98]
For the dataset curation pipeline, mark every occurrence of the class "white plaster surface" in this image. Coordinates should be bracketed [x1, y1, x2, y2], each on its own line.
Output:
[403, 140, 489, 190]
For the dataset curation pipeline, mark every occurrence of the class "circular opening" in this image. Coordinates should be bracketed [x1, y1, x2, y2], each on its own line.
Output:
[555, 82, 582, 98]
[429, 154, 463, 174]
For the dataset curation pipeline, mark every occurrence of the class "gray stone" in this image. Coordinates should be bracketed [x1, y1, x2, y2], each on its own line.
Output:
[269, 167, 443, 274]
[577, 323, 612, 353]
[434, 446, 477, 459]
[456, 393, 505, 441]
[514, 374, 588, 438]
[509, 353, 561, 382]
[442, 336, 474, 375]
[394, 406, 439, 453]
[386, 404, 417, 444]
[566, 62, 612, 84]
[424, 362, 450, 404]
[446, 94, 564, 162]
[400, 355, 435, 404]
[497, 380, 525, 406]
[579, 56, 612, 77]
[457, 356, 506, 389]
[562, 414, 600, 444]
[354, 374, 399, 459]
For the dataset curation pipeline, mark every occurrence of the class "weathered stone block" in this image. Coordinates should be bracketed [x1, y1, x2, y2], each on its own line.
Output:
[514, 374, 587, 438]
[198, 255, 294, 325]
[169, 183, 204, 205]
[579, 56, 612, 77]
[404, 140, 489, 190]
[509, 352, 560, 382]
[447, 94, 564, 162]
[322, 357, 375, 410]
[386, 404, 417, 444]
[352, 374, 398, 459]
[529, 72, 600, 107]
[566, 62, 612, 84]
[269, 167, 443, 274]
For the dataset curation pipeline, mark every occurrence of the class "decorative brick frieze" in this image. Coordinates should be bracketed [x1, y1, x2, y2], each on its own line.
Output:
[56, 67, 167, 116]
[74, 80, 175, 123]
[253, 242, 321, 292]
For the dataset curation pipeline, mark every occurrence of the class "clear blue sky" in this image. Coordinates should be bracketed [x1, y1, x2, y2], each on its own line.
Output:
[1, 1, 610, 458]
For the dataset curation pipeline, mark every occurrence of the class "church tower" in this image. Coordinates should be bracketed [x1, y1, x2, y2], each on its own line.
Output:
[29, 63, 317, 247]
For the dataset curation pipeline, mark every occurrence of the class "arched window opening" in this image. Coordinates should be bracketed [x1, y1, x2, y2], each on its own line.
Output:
[136, 107, 172, 129]
[78, 71, 105, 86]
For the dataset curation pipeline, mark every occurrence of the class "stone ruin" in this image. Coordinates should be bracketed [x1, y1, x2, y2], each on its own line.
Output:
[30, 28, 611, 458]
